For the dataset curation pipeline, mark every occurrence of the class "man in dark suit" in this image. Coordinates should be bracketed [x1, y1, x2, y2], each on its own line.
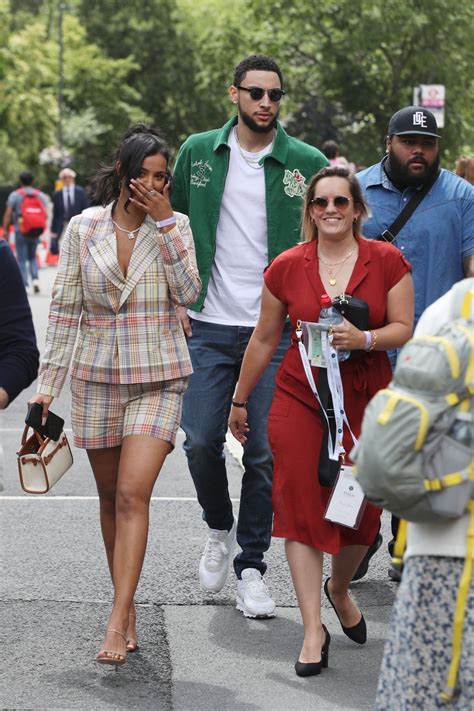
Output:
[51, 168, 89, 249]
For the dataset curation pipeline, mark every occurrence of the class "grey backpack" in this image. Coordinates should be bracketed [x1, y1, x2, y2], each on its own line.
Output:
[352, 280, 473, 523]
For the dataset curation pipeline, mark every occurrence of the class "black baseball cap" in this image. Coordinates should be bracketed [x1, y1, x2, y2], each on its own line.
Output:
[388, 106, 441, 138]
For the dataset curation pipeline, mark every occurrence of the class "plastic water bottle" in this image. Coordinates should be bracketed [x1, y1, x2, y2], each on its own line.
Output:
[319, 294, 350, 362]
[448, 411, 473, 448]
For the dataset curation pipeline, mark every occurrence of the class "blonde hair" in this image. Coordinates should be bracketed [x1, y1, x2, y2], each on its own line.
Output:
[301, 166, 368, 242]
[455, 156, 474, 185]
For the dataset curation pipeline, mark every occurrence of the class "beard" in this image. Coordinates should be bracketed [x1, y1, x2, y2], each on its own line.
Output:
[385, 151, 440, 189]
[238, 105, 279, 134]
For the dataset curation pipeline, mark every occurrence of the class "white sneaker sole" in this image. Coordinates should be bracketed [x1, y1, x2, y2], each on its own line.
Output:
[235, 596, 276, 619]
[199, 574, 228, 594]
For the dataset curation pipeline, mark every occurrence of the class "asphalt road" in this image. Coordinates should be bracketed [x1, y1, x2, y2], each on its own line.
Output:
[1, 263, 398, 710]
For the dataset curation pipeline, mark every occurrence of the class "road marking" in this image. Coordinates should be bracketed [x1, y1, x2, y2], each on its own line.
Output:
[1, 495, 241, 502]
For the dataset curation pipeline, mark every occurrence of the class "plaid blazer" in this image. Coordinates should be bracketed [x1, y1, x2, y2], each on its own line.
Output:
[38, 204, 201, 397]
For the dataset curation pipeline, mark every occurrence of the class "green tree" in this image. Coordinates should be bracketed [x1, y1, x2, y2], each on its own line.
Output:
[77, 0, 215, 149]
[244, 0, 474, 166]
[0, 5, 141, 186]
[0, 18, 58, 184]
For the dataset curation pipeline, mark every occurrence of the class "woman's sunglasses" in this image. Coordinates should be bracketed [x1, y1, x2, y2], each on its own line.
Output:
[310, 196, 351, 209]
[236, 86, 286, 102]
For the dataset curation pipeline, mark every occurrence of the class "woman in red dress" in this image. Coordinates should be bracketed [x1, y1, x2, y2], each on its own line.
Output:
[229, 166, 413, 676]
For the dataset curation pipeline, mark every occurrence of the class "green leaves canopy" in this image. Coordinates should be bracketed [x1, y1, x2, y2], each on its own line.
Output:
[1, 0, 472, 188]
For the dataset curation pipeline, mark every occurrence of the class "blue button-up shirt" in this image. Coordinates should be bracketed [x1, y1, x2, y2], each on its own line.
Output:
[357, 158, 474, 324]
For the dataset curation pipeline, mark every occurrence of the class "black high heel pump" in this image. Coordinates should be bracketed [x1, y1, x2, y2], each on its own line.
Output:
[324, 578, 367, 645]
[295, 625, 331, 677]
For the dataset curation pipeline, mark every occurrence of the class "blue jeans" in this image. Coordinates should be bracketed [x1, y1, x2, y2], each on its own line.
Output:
[15, 230, 39, 286]
[182, 318, 291, 578]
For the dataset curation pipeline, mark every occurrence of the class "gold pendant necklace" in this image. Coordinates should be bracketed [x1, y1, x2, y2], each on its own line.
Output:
[325, 264, 345, 286]
[318, 241, 358, 286]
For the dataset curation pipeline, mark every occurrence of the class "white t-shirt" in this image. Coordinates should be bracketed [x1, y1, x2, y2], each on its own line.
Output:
[191, 128, 274, 326]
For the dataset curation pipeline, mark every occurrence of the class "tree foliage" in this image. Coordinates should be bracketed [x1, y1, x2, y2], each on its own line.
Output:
[1, 0, 472, 190]
[76, 0, 215, 147]
[1, 1, 140, 185]
[243, 0, 474, 165]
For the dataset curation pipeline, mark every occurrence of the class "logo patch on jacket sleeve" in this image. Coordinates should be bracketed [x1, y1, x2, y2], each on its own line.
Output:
[283, 169, 307, 198]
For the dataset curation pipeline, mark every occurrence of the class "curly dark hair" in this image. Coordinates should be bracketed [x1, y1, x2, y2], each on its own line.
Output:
[233, 55, 283, 88]
[90, 123, 171, 208]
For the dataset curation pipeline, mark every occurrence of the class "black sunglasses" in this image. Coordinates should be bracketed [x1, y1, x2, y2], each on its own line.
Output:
[236, 86, 286, 102]
[310, 196, 351, 209]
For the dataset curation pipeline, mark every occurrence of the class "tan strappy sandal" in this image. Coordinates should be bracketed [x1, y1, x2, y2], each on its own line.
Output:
[96, 629, 127, 669]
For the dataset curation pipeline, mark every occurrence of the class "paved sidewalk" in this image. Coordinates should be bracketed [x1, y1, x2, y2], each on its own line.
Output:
[1, 263, 397, 710]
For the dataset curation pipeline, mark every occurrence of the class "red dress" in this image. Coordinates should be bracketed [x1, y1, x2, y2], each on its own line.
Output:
[264, 236, 411, 553]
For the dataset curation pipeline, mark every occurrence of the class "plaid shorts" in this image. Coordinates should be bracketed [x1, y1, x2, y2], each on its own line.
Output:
[70, 377, 188, 449]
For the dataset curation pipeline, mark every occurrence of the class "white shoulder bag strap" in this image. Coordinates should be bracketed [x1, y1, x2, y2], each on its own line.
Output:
[296, 321, 358, 462]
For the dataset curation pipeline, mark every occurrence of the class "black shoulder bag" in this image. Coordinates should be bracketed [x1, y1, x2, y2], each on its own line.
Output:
[376, 169, 439, 243]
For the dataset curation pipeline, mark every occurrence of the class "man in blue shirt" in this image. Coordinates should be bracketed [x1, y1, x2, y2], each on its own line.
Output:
[358, 106, 474, 325]
[355, 106, 474, 581]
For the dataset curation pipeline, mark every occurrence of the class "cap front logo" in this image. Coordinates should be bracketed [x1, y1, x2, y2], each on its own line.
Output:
[413, 111, 427, 128]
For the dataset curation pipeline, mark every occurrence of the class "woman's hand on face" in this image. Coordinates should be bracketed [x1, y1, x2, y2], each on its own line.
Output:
[28, 394, 54, 426]
[330, 318, 366, 351]
[128, 178, 174, 222]
[228, 406, 249, 444]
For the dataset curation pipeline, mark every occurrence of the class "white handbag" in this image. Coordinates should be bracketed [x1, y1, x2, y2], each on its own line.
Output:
[17, 425, 73, 494]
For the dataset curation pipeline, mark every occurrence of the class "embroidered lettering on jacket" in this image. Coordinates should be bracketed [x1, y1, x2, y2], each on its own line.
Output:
[191, 160, 213, 188]
[283, 169, 307, 198]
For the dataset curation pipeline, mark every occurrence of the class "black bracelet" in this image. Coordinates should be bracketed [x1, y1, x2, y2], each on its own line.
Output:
[232, 399, 248, 408]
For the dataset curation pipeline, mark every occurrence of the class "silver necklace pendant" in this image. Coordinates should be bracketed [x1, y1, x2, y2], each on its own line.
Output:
[112, 219, 141, 240]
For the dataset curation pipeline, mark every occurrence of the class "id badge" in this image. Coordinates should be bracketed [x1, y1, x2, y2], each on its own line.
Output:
[324, 465, 366, 529]
[302, 322, 330, 368]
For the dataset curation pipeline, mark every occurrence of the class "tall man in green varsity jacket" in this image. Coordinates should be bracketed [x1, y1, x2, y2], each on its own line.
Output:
[171, 55, 327, 618]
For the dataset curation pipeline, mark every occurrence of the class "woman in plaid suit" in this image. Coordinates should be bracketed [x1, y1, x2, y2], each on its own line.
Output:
[29, 125, 201, 667]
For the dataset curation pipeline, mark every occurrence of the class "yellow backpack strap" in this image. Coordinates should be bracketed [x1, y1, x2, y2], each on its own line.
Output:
[440, 500, 474, 702]
[391, 519, 407, 569]
[460, 288, 473, 320]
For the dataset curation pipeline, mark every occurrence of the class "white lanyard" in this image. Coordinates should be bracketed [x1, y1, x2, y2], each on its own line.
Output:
[296, 321, 358, 462]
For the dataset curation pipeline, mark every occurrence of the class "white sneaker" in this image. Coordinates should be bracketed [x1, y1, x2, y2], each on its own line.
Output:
[236, 569, 276, 618]
[199, 518, 237, 593]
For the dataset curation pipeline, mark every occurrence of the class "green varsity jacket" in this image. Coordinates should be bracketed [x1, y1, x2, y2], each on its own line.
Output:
[171, 116, 328, 312]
